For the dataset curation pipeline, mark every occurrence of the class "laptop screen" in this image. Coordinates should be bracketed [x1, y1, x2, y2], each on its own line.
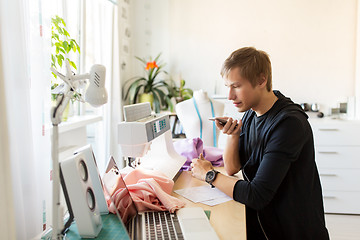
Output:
[103, 156, 138, 225]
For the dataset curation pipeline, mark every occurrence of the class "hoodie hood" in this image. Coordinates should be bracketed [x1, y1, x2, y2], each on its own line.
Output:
[240, 90, 308, 149]
[272, 90, 308, 120]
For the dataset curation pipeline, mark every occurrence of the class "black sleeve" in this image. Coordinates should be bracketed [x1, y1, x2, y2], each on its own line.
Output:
[233, 116, 307, 210]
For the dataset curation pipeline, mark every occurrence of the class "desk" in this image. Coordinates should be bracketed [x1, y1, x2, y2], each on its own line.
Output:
[45, 168, 246, 239]
[172, 168, 247, 240]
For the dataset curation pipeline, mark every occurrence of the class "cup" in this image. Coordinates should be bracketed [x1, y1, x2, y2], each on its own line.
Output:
[311, 103, 319, 112]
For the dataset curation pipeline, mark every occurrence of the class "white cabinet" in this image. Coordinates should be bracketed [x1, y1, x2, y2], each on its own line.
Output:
[310, 118, 360, 214]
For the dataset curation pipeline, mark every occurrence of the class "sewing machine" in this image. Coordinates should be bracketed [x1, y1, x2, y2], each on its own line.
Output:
[117, 102, 186, 179]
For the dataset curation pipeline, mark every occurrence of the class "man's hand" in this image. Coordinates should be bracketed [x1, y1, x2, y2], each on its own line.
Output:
[215, 117, 242, 136]
[190, 153, 214, 181]
[191, 153, 239, 199]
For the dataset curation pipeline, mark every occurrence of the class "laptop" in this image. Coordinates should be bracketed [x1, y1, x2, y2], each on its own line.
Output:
[103, 156, 219, 240]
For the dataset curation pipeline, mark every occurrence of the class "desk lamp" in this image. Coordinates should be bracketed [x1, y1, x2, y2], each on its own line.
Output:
[50, 60, 107, 240]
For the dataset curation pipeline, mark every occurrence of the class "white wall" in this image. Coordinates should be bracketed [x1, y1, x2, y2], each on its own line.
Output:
[130, 0, 358, 114]
[356, 0, 360, 118]
[129, 0, 170, 79]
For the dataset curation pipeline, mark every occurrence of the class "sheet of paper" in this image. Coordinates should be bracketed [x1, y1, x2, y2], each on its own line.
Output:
[174, 185, 232, 206]
[200, 196, 232, 206]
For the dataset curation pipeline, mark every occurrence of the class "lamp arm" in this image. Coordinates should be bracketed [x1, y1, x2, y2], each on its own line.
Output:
[50, 84, 73, 239]
[72, 73, 90, 81]
[51, 85, 72, 125]
[70, 73, 90, 91]
[51, 67, 75, 91]
[51, 124, 62, 239]
[50, 67, 66, 81]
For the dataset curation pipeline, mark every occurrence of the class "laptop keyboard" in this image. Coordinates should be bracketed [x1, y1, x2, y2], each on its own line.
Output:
[144, 211, 184, 240]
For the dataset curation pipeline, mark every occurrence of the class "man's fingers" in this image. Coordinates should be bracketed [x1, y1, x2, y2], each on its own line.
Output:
[222, 117, 233, 132]
[215, 120, 224, 129]
[223, 118, 237, 134]
[229, 120, 238, 132]
[222, 118, 242, 135]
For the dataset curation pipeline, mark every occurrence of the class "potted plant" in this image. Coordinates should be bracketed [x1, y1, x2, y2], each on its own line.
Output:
[167, 78, 193, 104]
[123, 53, 173, 113]
[51, 15, 81, 120]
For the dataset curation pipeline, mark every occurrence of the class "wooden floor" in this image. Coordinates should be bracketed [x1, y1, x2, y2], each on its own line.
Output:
[325, 214, 360, 240]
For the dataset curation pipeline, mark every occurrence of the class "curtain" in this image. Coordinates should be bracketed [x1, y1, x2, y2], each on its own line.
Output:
[0, 0, 124, 238]
[0, 0, 52, 238]
[0, 29, 17, 240]
[83, 0, 123, 174]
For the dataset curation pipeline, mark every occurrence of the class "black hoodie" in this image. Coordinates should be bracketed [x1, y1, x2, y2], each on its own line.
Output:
[233, 91, 329, 240]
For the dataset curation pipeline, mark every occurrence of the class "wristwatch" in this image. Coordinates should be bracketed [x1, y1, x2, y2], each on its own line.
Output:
[205, 169, 219, 188]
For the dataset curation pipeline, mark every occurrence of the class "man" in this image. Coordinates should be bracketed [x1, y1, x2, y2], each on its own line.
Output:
[190, 47, 330, 239]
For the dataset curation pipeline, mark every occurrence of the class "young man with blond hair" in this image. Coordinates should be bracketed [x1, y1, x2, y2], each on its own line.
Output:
[190, 47, 329, 239]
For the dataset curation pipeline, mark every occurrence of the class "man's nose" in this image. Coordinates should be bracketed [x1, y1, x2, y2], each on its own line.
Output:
[228, 88, 235, 100]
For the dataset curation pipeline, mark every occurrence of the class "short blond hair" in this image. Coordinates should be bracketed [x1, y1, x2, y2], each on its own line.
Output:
[221, 47, 272, 91]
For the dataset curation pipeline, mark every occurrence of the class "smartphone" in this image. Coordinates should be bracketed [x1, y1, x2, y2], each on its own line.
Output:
[208, 117, 228, 126]
[209, 117, 238, 127]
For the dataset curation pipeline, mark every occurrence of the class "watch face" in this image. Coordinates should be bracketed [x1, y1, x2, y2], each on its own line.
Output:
[206, 170, 215, 182]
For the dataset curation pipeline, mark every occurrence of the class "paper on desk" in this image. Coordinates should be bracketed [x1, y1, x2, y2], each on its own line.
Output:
[200, 196, 233, 206]
[174, 185, 232, 206]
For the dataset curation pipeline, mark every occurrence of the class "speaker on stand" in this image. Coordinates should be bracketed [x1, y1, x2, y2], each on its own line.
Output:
[73, 144, 109, 215]
[60, 152, 102, 238]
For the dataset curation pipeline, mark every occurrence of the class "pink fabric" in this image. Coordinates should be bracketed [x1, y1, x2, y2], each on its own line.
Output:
[106, 183, 137, 224]
[173, 137, 224, 170]
[104, 168, 185, 217]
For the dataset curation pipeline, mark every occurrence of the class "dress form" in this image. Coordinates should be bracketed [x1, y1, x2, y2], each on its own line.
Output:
[175, 90, 224, 147]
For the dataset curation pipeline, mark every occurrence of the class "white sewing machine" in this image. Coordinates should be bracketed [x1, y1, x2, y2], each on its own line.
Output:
[118, 102, 186, 179]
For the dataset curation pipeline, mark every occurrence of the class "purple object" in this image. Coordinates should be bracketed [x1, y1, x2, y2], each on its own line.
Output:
[173, 138, 224, 171]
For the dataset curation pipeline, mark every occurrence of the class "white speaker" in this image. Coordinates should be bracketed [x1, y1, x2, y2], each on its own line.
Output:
[73, 144, 109, 215]
[60, 153, 102, 238]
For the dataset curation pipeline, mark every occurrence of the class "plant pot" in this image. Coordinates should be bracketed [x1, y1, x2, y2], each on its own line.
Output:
[139, 93, 154, 108]
[175, 96, 184, 103]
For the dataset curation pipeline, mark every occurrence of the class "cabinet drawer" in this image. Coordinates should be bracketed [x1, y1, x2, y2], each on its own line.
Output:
[311, 122, 360, 146]
[315, 146, 360, 169]
[322, 191, 360, 214]
[318, 169, 360, 191]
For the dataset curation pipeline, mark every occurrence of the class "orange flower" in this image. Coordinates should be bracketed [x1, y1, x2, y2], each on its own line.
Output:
[145, 61, 158, 70]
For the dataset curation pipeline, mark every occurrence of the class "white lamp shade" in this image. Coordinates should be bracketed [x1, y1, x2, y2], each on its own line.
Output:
[85, 64, 108, 107]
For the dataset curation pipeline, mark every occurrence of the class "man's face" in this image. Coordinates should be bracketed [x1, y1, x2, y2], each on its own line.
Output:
[224, 68, 262, 112]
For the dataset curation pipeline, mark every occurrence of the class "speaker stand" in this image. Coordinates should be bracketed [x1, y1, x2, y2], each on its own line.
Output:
[59, 167, 75, 235]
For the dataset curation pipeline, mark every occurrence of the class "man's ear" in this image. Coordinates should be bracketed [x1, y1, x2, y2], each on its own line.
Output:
[257, 73, 267, 88]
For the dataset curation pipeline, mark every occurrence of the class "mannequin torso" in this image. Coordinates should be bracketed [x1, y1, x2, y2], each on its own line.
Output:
[176, 90, 224, 147]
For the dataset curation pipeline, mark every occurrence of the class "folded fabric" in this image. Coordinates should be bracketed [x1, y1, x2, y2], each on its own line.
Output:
[104, 167, 185, 220]
[173, 137, 224, 171]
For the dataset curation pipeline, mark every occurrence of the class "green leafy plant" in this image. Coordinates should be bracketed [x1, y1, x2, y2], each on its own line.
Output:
[51, 15, 80, 101]
[123, 53, 173, 113]
[167, 78, 193, 104]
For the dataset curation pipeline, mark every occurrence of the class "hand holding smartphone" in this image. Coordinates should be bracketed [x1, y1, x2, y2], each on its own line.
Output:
[208, 117, 227, 126]
[209, 117, 238, 127]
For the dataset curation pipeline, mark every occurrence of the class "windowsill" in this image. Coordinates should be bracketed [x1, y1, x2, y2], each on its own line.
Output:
[46, 114, 103, 160]
[57, 115, 102, 133]
[46, 115, 103, 133]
